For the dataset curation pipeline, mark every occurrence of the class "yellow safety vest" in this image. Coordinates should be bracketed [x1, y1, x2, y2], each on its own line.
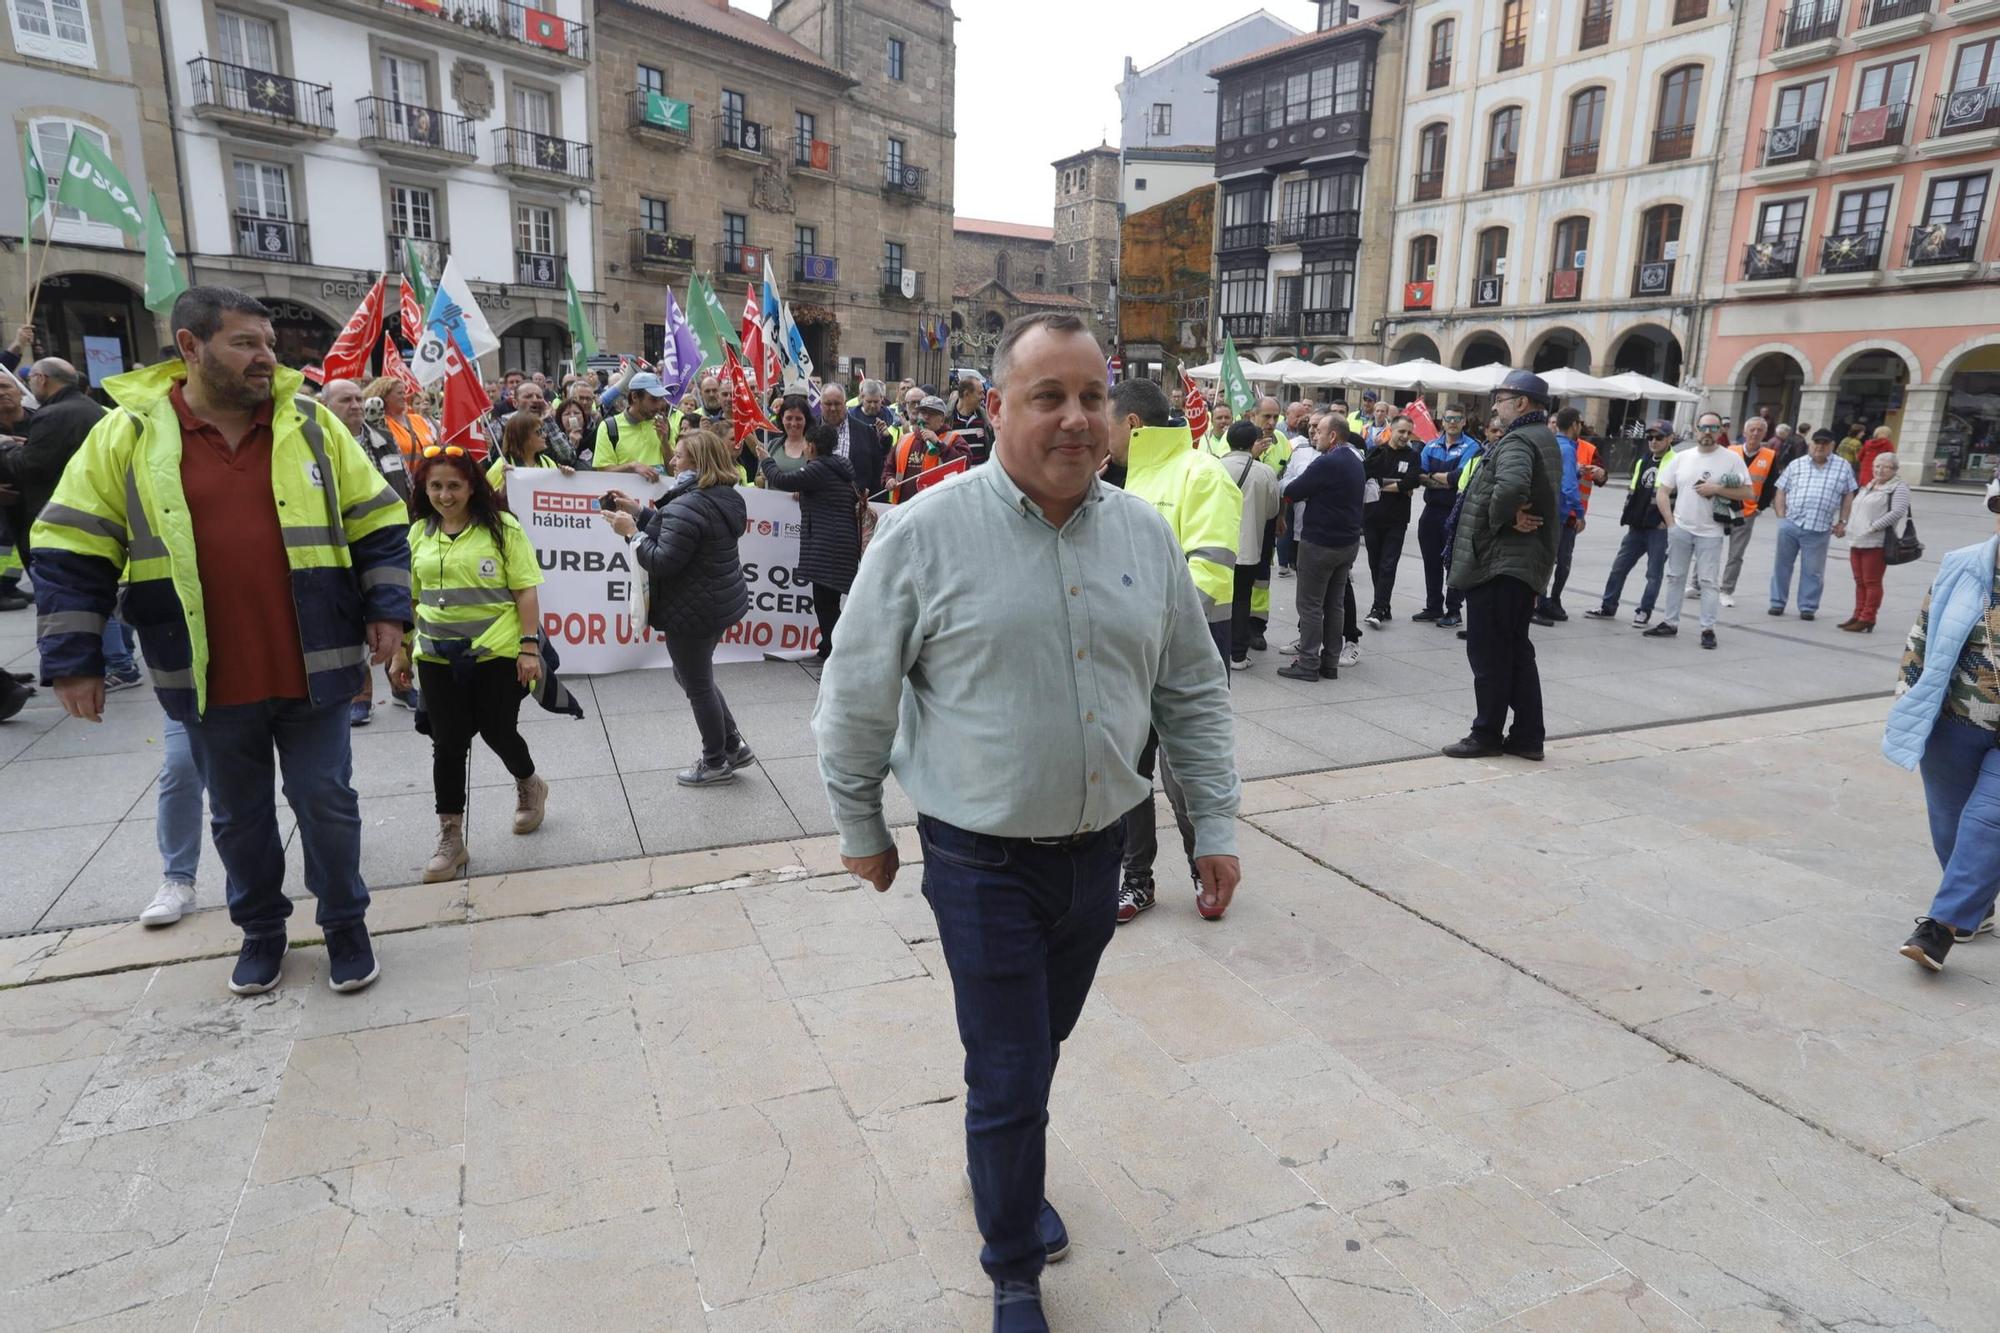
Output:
[408, 512, 543, 664]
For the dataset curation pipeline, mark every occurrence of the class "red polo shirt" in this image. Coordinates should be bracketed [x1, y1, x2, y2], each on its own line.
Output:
[171, 382, 309, 706]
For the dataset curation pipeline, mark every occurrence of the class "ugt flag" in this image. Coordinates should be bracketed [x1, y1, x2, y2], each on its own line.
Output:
[1182, 370, 1210, 444]
[438, 340, 492, 456]
[411, 257, 498, 387]
[322, 277, 385, 384]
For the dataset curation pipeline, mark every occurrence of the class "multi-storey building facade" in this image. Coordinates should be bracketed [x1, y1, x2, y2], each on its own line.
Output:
[151, 0, 598, 375]
[1698, 0, 2000, 484]
[1382, 0, 1735, 427]
[1207, 5, 1408, 365]
[949, 216, 1090, 377]
[1052, 144, 1122, 348]
[4, 0, 183, 370]
[765, 0, 956, 386]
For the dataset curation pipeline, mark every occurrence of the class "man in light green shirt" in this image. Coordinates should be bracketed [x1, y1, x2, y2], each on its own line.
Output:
[591, 371, 676, 481]
[811, 312, 1239, 1325]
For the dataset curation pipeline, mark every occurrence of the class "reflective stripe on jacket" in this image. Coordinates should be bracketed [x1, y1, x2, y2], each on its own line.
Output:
[1123, 424, 1241, 621]
[30, 360, 413, 719]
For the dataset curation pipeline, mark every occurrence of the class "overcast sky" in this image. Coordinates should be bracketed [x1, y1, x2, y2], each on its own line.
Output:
[738, 1, 1285, 225]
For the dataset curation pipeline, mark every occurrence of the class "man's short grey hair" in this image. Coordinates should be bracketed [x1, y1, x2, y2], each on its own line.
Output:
[859, 378, 885, 398]
[170, 285, 271, 342]
[1257, 396, 1282, 413]
[1109, 376, 1171, 428]
[29, 357, 79, 387]
[991, 312, 1097, 390]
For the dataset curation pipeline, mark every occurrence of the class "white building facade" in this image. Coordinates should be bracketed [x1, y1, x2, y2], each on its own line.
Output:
[1381, 0, 1736, 427]
[157, 0, 596, 375]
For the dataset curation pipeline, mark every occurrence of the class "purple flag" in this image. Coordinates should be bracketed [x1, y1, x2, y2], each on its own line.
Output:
[659, 286, 704, 400]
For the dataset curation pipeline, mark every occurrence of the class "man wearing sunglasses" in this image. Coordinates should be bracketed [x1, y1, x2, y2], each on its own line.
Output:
[1644, 411, 1756, 649]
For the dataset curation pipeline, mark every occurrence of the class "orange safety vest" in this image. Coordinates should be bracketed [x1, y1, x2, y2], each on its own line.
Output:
[888, 429, 965, 503]
[1575, 438, 1599, 508]
[1731, 445, 1775, 516]
[383, 411, 437, 461]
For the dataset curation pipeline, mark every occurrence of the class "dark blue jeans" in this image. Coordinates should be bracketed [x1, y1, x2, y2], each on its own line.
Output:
[1600, 527, 1670, 614]
[180, 697, 368, 939]
[918, 816, 1122, 1286]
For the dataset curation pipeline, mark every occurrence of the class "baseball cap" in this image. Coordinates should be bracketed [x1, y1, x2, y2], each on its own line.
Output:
[1649, 418, 1676, 435]
[1362, 390, 1380, 402]
[918, 395, 948, 415]
[627, 371, 668, 398]
[1811, 429, 1835, 443]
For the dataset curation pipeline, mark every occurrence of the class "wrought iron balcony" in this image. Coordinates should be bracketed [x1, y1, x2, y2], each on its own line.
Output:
[1484, 156, 1517, 190]
[1777, 1, 1842, 45]
[411, 0, 589, 60]
[1651, 124, 1695, 163]
[1268, 311, 1301, 339]
[234, 213, 307, 264]
[793, 252, 839, 285]
[1905, 218, 1980, 266]
[1546, 268, 1584, 302]
[1219, 222, 1275, 251]
[1302, 309, 1350, 336]
[1471, 276, 1503, 307]
[188, 58, 333, 134]
[629, 229, 696, 268]
[1219, 314, 1266, 339]
[1561, 141, 1599, 178]
[1760, 119, 1820, 165]
[1276, 211, 1360, 244]
[1839, 103, 1910, 151]
[493, 127, 592, 180]
[884, 163, 927, 198]
[794, 138, 839, 174]
[880, 266, 925, 299]
[1742, 236, 1801, 280]
[515, 250, 561, 288]
[1632, 258, 1676, 297]
[1860, 0, 1929, 24]
[1413, 169, 1444, 202]
[1931, 84, 2000, 138]
[357, 97, 476, 159]
[388, 233, 448, 272]
[1497, 36, 1525, 71]
[715, 243, 770, 280]
[1819, 228, 1883, 274]
[627, 89, 692, 143]
[1426, 56, 1451, 90]
[716, 118, 767, 156]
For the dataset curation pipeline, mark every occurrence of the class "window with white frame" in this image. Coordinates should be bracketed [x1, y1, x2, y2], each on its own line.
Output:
[9, 0, 95, 66]
[1149, 103, 1171, 136]
[389, 184, 436, 240]
[216, 9, 279, 71]
[379, 52, 429, 108]
[30, 118, 119, 243]
[515, 202, 555, 255]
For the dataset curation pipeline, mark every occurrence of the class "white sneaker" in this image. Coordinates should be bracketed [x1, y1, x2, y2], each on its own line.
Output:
[1228, 657, 1252, 671]
[139, 880, 196, 927]
[1339, 642, 1361, 668]
[1720, 594, 1736, 608]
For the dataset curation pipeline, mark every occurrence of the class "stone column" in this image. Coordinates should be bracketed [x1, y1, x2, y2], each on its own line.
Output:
[1795, 385, 1839, 435]
[1896, 382, 1950, 484]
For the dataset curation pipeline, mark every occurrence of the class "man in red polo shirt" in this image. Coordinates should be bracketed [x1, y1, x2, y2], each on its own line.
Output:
[33, 287, 412, 996]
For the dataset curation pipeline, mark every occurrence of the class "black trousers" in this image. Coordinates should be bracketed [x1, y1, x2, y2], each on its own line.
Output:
[1463, 575, 1544, 749]
[811, 582, 843, 657]
[1417, 503, 1451, 614]
[418, 657, 536, 815]
[1540, 524, 1579, 611]
[1230, 565, 1257, 662]
[1363, 516, 1408, 614]
[663, 631, 742, 764]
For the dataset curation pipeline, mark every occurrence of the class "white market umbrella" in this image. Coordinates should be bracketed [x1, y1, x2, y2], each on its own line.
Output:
[1539, 367, 1638, 399]
[1600, 370, 1700, 403]
[1450, 363, 1513, 393]
[1347, 359, 1493, 394]
[1294, 358, 1383, 388]
[1244, 357, 1319, 383]
[1183, 360, 1222, 378]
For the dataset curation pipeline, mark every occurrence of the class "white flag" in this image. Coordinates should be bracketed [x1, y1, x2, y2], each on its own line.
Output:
[411, 258, 499, 387]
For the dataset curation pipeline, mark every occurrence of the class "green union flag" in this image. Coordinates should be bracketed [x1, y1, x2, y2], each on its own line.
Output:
[53, 131, 144, 236]
[22, 130, 46, 236]
[643, 91, 691, 133]
[142, 191, 187, 314]
[1218, 332, 1258, 419]
[564, 266, 596, 361]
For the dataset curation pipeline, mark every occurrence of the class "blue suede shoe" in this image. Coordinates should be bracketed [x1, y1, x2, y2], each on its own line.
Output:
[992, 1279, 1047, 1333]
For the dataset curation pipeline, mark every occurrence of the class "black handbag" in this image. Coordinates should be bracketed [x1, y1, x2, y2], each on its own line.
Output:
[1883, 515, 1923, 567]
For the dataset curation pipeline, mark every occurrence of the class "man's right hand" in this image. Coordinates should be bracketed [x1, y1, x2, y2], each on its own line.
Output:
[1511, 506, 1545, 534]
[55, 676, 105, 722]
[842, 846, 900, 892]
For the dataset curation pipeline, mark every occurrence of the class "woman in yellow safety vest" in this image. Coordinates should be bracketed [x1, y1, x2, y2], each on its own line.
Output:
[390, 445, 549, 884]
[486, 410, 576, 499]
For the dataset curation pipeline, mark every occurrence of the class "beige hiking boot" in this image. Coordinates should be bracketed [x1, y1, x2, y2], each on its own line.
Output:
[424, 814, 468, 882]
[513, 774, 548, 834]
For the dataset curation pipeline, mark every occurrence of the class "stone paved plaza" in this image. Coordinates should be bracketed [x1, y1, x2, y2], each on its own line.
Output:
[3, 697, 1997, 1331]
[3, 483, 1988, 935]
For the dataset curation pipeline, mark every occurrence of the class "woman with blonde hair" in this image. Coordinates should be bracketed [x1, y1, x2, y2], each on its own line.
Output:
[486, 408, 575, 497]
[1844, 451, 1912, 632]
[366, 375, 437, 462]
[602, 429, 755, 785]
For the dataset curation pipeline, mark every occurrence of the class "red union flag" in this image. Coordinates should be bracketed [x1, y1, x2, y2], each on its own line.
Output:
[522, 7, 567, 50]
[740, 284, 771, 395]
[1182, 370, 1210, 445]
[322, 277, 384, 384]
[439, 341, 491, 458]
[724, 344, 773, 446]
[1405, 396, 1440, 445]
[397, 276, 424, 343]
[380, 333, 421, 397]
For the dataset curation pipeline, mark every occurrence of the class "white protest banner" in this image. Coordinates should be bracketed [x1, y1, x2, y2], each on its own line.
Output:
[505, 468, 841, 671]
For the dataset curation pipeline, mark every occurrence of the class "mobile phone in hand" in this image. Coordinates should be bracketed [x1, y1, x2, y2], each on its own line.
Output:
[597, 493, 619, 512]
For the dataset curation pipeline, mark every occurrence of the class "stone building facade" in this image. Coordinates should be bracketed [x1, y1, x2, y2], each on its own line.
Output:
[1052, 144, 1121, 348]
[948, 216, 1090, 376]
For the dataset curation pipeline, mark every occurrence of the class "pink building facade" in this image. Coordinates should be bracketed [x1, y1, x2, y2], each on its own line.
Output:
[1698, 0, 2000, 485]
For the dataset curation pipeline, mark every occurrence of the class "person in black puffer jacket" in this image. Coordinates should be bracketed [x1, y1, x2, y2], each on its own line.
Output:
[603, 428, 754, 787]
[756, 421, 859, 661]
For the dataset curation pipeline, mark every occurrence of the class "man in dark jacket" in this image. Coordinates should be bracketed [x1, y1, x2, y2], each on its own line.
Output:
[0, 365, 35, 612]
[1361, 414, 1421, 626]
[1586, 423, 1676, 625]
[948, 373, 994, 466]
[1277, 419, 1366, 682]
[846, 379, 895, 500]
[6, 359, 103, 567]
[1444, 370, 1561, 761]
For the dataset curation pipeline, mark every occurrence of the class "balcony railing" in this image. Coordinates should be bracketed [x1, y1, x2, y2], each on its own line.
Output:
[1276, 211, 1361, 244]
[493, 127, 592, 179]
[1632, 258, 1676, 297]
[1471, 276, 1503, 307]
[1547, 268, 1584, 302]
[1220, 313, 1266, 339]
[1860, 0, 1929, 24]
[1932, 85, 2000, 138]
[629, 228, 696, 267]
[1778, 1, 1842, 44]
[1497, 36, 1525, 71]
[1303, 309, 1351, 336]
[1651, 124, 1695, 162]
[402, 0, 590, 60]
[716, 118, 767, 156]
[187, 58, 333, 132]
[1426, 56, 1451, 90]
[1742, 236, 1801, 280]
[880, 266, 925, 299]
[793, 252, 839, 285]
[1674, 0, 1709, 20]
[1819, 228, 1883, 273]
[1269, 311, 1301, 339]
[1579, 4, 1612, 47]
[1413, 169, 1444, 201]
[1561, 141, 1599, 178]
[627, 89, 692, 142]
[1761, 119, 1820, 164]
[1484, 155, 1517, 190]
[715, 243, 770, 280]
[1839, 103, 1910, 151]
[357, 97, 476, 157]
[794, 138, 839, 173]
[515, 250, 561, 288]
[234, 213, 307, 264]
[1219, 221, 1275, 250]
[1906, 218, 1981, 266]
[388, 233, 448, 272]
[885, 163, 927, 197]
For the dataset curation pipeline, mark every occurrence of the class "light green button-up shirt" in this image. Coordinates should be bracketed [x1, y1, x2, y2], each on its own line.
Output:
[811, 454, 1240, 859]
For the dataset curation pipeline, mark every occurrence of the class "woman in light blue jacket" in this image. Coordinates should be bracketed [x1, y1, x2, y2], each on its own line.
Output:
[1886, 477, 2000, 970]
